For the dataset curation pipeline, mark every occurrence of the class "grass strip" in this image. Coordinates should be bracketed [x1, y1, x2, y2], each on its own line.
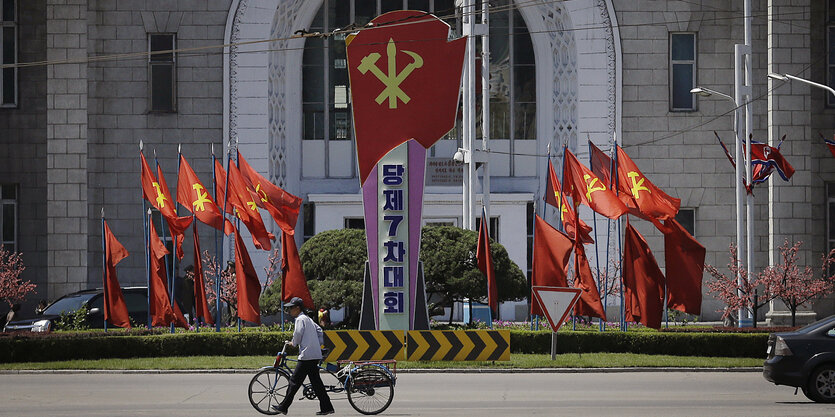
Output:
[0, 353, 763, 371]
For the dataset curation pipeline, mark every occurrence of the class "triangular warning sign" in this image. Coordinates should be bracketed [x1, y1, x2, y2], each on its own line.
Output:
[532, 286, 581, 332]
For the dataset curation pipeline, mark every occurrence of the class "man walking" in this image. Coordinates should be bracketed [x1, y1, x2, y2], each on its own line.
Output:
[273, 297, 334, 415]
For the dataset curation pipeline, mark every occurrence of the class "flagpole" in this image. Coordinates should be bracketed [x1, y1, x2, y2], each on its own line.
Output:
[588, 139, 604, 332]
[612, 139, 626, 332]
[146, 208, 153, 330]
[140, 142, 152, 329]
[154, 151, 175, 334]
[211, 145, 222, 332]
[559, 145, 575, 330]
[603, 142, 615, 332]
[193, 213, 199, 332]
[222, 140, 234, 330]
[101, 208, 108, 333]
[176, 145, 184, 328]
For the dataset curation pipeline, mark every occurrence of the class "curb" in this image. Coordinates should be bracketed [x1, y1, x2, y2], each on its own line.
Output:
[0, 367, 763, 375]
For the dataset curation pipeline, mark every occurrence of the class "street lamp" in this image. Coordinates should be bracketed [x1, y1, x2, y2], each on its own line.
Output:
[768, 73, 835, 98]
[691, 85, 749, 327]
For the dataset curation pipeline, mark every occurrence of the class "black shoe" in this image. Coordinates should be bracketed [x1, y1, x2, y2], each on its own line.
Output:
[271, 405, 287, 415]
[316, 410, 334, 415]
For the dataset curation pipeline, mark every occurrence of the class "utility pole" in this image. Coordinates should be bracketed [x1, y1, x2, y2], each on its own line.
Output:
[743, 0, 754, 327]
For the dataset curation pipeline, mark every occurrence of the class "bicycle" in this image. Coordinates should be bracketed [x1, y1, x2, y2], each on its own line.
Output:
[248, 342, 397, 415]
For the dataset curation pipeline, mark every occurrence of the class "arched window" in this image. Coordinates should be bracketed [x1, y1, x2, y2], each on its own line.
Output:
[301, 0, 535, 178]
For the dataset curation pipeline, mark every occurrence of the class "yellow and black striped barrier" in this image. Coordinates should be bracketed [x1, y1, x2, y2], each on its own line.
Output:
[322, 330, 406, 361]
[406, 330, 510, 361]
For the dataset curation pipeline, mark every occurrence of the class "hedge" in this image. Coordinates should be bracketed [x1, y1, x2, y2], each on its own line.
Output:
[0, 330, 769, 363]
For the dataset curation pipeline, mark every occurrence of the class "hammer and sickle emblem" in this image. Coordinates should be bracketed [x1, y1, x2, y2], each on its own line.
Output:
[192, 183, 211, 211]
[357, 38, 424, 109]
[583, 174, 607, 203]
[627, 171, 651, 200]
[554, 190, 568, 221]
[255, 183, 269, 204]
[152, 182, 167, 208]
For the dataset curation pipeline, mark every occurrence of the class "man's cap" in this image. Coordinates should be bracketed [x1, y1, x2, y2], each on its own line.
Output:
[283, 297, 304, 308]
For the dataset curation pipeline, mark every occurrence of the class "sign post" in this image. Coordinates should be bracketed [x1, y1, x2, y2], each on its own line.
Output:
[532, 286, 581, 360]
[347, 11, 466, 330]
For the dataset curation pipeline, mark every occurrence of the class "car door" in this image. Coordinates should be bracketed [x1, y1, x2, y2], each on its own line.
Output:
[124, 290, 149, 326]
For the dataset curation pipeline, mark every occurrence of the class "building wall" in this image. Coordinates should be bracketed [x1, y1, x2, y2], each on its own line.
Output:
[0, 0, 47, 309]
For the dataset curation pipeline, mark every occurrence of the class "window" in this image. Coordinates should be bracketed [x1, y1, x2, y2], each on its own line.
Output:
[1, 184, 16, 252]
[670, 32, 697, 111]
[344, 218, 365, 230]
[474, 215, 500, 242]
[675, 208, 696, 237]
[1, 0, 16, 107]
[149, 33, 176, 112]
[303, 203, 315, 243]
[828, 1, 835, 106]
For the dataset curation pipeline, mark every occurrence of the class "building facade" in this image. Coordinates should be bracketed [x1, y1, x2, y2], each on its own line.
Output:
[1, 0, 832, 322]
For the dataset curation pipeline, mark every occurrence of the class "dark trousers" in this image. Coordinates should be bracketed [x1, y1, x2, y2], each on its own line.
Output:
[278, 359, 334, 412]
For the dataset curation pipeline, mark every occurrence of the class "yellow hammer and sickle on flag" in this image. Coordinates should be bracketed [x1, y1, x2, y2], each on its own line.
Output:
[152, 182, 167, 208]
[357, 39, 424, 109]
[554, 190, 568, 221]
[192, 183, 211, 211]
[255, 183, 269, 203]
[583, 174, 607, 203]
[628, 171, 651, 200]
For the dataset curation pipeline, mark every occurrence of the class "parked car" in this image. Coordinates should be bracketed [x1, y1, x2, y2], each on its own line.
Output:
[763, 314, 835, 403]
[3, 287, 148, 332]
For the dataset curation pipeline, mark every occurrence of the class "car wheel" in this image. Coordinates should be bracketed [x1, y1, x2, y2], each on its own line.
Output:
[806, 364, 835, 403]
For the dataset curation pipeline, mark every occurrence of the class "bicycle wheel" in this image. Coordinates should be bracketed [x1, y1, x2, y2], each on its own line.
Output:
[248, 368, 290, 415]
[347, 368, 394, 415]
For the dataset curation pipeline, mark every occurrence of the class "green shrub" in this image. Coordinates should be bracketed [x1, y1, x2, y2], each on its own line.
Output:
[52, 305, 90, 331]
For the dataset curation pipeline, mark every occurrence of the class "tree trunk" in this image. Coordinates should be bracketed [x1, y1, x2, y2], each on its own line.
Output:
[448, 301, 454, 325]
[791, 305, 797, 327]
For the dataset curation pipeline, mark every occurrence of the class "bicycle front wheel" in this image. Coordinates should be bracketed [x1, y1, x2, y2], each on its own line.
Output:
[347, 368, 394, 415]
[248, 368, 290, 415]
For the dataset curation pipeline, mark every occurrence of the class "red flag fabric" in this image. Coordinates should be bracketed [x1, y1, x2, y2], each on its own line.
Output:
[102, 221, 131, 328]
[192, 221, 214, 325]
[281, 232, 315, 309]
[530, 215, 574, 316]
[216, 159, 274, 251]
[147, 220, 188, 328]
[238, 152, 302, 235]
[662, 219, 705, 315]
[176, 155, 233, 234]
[615, 145, 680, 221]
[622, 222, 665, 329]
[563, 149, 628, 220]
[155, 164, 193, 260]
[347, 11, 466, 184]
[544, 160, 593, 244]
[572, 240, 607, 320]
[588, 141, 613, 188]
[476, 209, 498, 318]
[747, 136, 795, 184]
[826, 135, 835, 159]
[234, 228, 262, 324]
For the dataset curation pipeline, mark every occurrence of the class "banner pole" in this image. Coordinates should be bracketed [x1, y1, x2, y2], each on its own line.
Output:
[588, 140, 604, 332]
[222, 142, 233, 329]
[154, 153, 175, 334]
[212, 146, 222, 332]
[611, 141, 626, 332]
[140, 145, 152, 330]
[101, 209, 108, 333]
[146, 208, 153, 330]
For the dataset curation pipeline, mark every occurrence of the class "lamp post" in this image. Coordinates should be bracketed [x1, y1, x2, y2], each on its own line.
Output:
[768, 73, 835, 99]
[691, 85, 748, 327]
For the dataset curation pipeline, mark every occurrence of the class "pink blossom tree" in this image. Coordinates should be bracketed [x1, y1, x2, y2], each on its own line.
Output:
[202, 251, 236, 324]
[761, 240, 835, 326]
[0, 246, 36, 308]
[706, 244, 775, 327]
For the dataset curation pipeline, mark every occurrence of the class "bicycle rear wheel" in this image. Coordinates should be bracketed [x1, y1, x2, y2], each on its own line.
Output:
[248, 368, 290, 415]
[347, 368, 394, 415]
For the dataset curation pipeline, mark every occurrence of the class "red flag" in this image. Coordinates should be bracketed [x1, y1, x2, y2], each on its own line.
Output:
[139, 153, 193, 257]
[622, 222, 665, 329]
[748, 136, 795, 184]
[662, 219, 705, 315]
[102, 221, 131, 328]
[238, 152, 302, 234]
[826, 134, 835, 159]
[616, 145, 680, 221]
[476, 208, 498, 318]
[563, 149, 628, 220]
[530, 215, 574, 316]
[234, 228, 262, 324]
[192, 221, 214, 325]
[176, 155, 232, 234]
[216, 159, 274, 251]
[155, 164, 193, 259]
[544, 160, 593, 244]
[147, 220, 188, 328]
[588, 141, 613, 188]
[281, 232, 315, 309]
[572, 240, 607, 320]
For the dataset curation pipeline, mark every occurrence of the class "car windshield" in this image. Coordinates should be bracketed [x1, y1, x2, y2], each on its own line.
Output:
[792, 315, 835, 334]
[42, 293, 97, 315]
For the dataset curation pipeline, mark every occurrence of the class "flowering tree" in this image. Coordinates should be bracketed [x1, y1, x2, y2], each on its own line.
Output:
[762, 240, 835, 326]
[706, 244, 775, 327]
[202, 251, 236, 322]
[0, 246, 36, 308]
[591, 259, 622, 302]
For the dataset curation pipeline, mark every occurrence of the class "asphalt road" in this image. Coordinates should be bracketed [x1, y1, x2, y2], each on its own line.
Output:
[1, 370, 833, 416]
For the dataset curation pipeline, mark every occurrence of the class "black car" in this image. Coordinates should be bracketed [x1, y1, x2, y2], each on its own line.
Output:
[3, 287, 148, 332]
[763, 314, 835, 403]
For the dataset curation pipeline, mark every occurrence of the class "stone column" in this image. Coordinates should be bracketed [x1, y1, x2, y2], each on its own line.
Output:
[766, 0, 813, 325]
[46, 0, 88, 298]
